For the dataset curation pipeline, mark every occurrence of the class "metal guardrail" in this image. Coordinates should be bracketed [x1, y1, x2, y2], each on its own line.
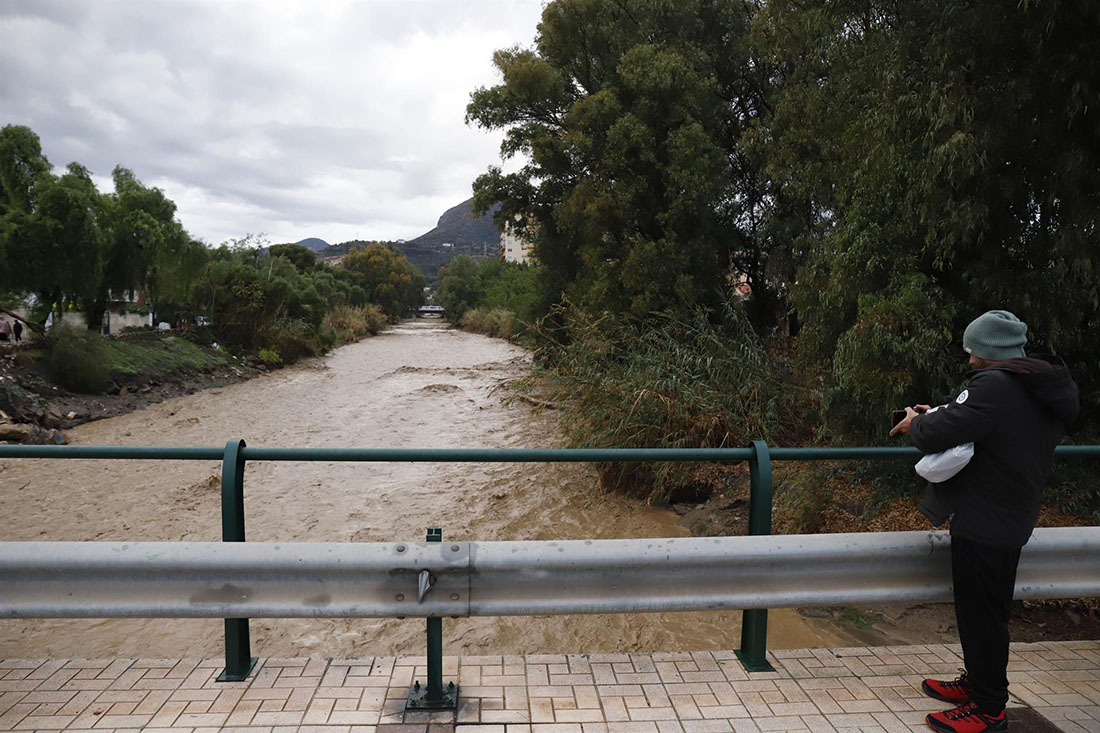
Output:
[4, 528, 1100, 619]
[2, 440, 1098, 680]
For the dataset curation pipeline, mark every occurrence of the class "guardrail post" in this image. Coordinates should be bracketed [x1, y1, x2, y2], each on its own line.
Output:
[218, 438, 257, 682]
[407, 527, 458, 712]
[736, 440, 775, 672]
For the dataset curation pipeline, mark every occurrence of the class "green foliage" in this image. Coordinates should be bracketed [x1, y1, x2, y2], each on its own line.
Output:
[5, 160, 107, 322]
[91, 166, 196, 329]
[460, 308, 516, 340]
[321, 304, 388, 343]
[773, 467, 833, 535]
[98, 335, 231, 377]
[0, 126, 398, 373]
[530, 296, 798, 500]
[341, 243, 425, 320]
[467, 0, 783, 327]
[263, 318, 319, 363]
[1047, 455, 1100, 524]
[48, 325, 110, 393]
[436, 255, 484, 322]
[479, 259, 541, 322]
[0, 127, 206, 331]
[268, 243, 317, 272]
[438, 255, 542, 331]
[257, 347, 282, 367]
[186, 242, 395, 360]
[757, 0, 1100, 437]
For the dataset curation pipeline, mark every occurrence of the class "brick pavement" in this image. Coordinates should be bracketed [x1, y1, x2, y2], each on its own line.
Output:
[0, 641, 1096, 732]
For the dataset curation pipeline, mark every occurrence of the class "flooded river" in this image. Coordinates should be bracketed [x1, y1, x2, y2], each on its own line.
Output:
[0, 321, 866, 658]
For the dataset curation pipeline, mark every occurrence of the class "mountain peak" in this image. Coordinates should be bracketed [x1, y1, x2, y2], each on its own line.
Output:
[295, 237, 331, 252]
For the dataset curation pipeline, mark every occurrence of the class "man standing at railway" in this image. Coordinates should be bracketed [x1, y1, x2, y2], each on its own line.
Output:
[891, 310, 1079, 733]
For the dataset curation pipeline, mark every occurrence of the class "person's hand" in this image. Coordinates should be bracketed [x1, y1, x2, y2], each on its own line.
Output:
[889, 406, 924, 436]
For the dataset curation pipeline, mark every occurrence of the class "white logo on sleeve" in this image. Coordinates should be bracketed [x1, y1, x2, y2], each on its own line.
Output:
[956, 389, 969, 404]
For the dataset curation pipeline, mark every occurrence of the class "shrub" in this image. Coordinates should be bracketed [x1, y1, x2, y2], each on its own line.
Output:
[321, 304, 387, 343]
[461, 308, 516, 339]
[263, 318, 318, 362]
[528, 297, 802, 501]
[257, 347, 282, 367]
[49, 325, 110, 393]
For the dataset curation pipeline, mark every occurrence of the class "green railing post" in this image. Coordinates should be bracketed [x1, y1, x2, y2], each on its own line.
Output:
[425, 527, 444, 703]
[218, 439, 257, 682]
[407, 527, 458, 712]
[736, 439, 775, 672]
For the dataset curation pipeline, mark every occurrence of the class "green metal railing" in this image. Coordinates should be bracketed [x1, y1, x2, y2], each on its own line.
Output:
[2, 441, 1096, 681]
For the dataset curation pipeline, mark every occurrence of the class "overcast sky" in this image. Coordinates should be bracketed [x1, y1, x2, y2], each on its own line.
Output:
[0, 0, 545, 246]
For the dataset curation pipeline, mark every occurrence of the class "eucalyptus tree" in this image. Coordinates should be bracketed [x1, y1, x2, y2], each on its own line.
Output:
[0, 125, 52, 296]
[89, 166, 194, 329]
[467, 0, 782, 327]
[15, 162, 106, 325]
[757, 0, 1100, 435]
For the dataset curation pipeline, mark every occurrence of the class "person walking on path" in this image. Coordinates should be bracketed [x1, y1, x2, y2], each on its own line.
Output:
[0, 314, 9, 342]
[11, 317, 22, 342]
[891, 310, 1079, 733]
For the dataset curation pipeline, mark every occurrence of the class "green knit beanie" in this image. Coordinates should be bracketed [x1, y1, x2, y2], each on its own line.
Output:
[963, 310, 1027, 360]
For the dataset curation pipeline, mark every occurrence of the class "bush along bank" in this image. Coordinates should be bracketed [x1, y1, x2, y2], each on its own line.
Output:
[436, 256, 542, 342]
[0, 305, 389, 443]
[516, 295, 1100, 525]
[0, 328, 250, 442]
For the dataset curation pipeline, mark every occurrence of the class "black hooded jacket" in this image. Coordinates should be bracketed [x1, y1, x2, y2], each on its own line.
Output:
[910, 356, 1079, 549]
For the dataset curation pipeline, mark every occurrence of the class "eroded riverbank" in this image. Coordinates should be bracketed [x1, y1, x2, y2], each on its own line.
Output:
[0, 321, 874, 658]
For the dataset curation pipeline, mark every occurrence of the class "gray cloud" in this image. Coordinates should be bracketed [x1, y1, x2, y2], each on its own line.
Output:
[0, 0, 543, 245]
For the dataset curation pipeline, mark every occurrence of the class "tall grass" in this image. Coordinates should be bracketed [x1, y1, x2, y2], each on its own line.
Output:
[530, 298, 802, 501]
[322, 305, 388, 344]
[460, 308, 517, 339]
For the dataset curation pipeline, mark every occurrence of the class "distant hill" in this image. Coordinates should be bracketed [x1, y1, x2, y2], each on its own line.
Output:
[295, 237, 331, 252]
[317, 198, 502, 282]
[405, 198, 500, 251]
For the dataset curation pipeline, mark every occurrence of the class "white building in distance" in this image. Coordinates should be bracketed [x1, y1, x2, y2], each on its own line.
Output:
[499, 214, 538, 263]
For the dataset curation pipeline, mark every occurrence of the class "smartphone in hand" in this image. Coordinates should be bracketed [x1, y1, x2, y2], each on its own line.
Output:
[891, 409, 908, 428]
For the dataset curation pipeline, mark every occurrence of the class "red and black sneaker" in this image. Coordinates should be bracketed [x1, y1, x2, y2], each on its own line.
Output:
[926, 701, 1007, 732]
[923, 670, 973, 704]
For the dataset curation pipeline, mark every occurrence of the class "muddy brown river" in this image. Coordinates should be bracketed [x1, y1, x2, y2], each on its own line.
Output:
[0, 321, 866, 658]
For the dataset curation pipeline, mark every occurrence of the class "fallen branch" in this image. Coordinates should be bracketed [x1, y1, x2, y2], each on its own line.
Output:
[0, 308, 45, 337]
[516, 394, 558, 410]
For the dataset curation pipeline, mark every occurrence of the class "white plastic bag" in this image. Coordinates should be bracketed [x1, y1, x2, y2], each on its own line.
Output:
[915, 442, 974, 482]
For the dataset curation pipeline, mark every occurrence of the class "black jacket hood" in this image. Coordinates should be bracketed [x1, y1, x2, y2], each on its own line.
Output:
[980, 356, 1080, 425]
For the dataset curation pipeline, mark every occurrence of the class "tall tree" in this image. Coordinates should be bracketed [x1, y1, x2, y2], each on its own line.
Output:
[14, 163, 106, 324]
[268, 243, 317, 272]
[0, 125, 52, 294]
[341, 243, 425, 319]
[757, 0, 1100, 436]
[90, 166, 192, 329]
[436, 255, 485, 321]
[467, 0, 781, 326]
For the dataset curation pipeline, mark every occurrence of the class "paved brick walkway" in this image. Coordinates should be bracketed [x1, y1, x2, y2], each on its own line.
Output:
[1, 641, 1097, 732]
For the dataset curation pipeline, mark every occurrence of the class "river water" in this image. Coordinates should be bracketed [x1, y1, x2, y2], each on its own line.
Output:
[0, 321, 864, 658]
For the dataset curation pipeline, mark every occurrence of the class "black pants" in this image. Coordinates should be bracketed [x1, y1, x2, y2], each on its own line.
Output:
[951, 534, 1022, 713]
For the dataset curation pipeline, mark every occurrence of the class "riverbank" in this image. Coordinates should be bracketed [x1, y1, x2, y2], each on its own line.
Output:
[0, 334, 259, 441]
